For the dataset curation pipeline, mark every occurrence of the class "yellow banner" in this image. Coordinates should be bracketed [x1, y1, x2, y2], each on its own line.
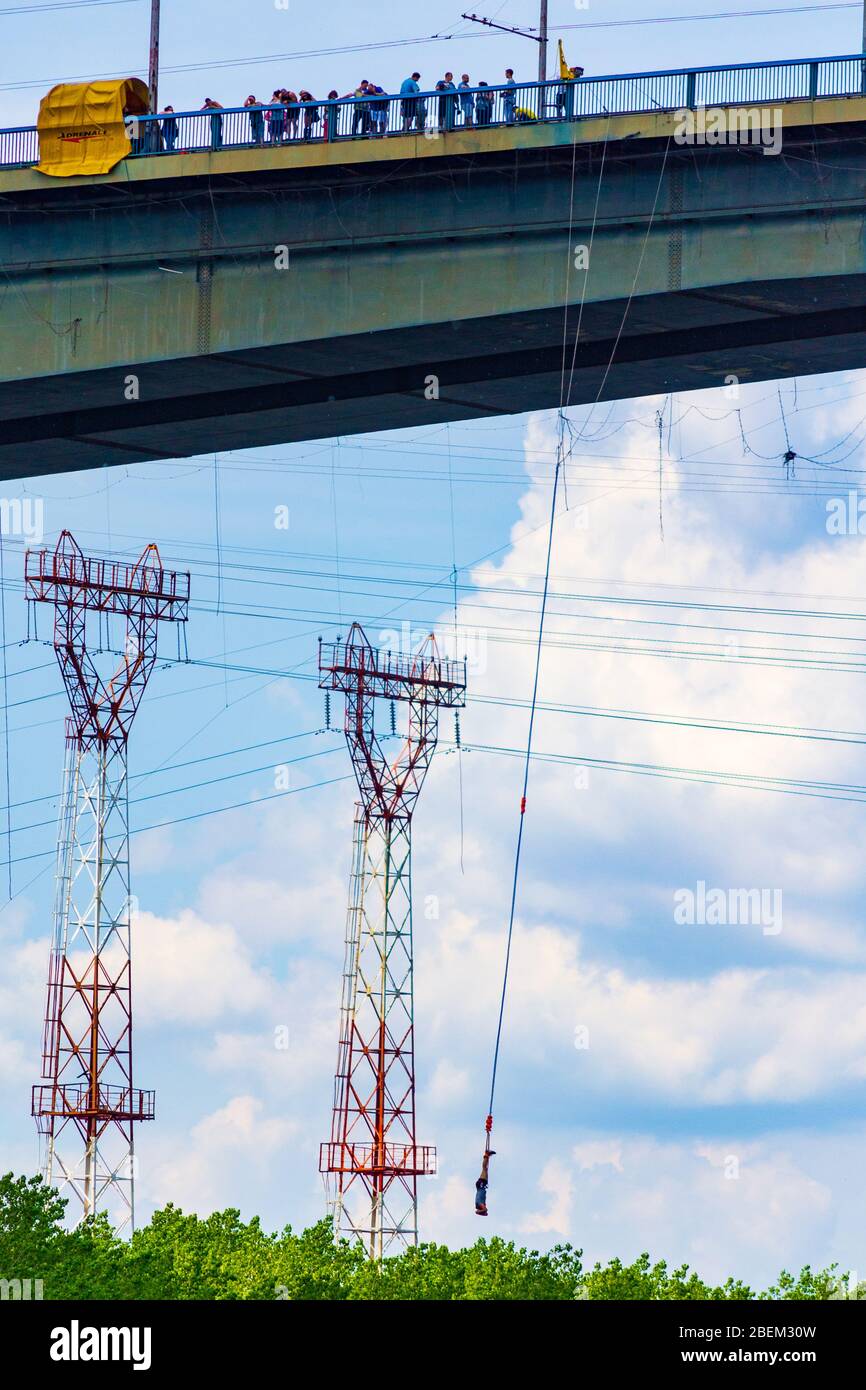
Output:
[36, 78, 149, 177]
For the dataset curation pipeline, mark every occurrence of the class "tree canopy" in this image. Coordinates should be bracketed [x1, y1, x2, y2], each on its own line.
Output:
[0, 1173, 861, 1301]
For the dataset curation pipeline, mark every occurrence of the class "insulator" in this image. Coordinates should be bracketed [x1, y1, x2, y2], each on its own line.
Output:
[390, 700, 396, 736]
[325, 690, 332, 730]
[454, 711, 462, 748]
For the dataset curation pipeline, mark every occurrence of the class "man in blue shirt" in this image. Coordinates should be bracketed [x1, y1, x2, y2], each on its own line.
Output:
[400, 72, 421, 132]
[458, 74, 474, 127]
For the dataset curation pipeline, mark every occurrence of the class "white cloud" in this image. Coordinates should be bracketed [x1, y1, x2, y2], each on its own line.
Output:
[561, 1132, 837, 1287]
[521, 1157, 574, 1236]
[427, 1058, 471, 1109]
[134, 909, 276, 1025]
[144, 1095, 299, 1217]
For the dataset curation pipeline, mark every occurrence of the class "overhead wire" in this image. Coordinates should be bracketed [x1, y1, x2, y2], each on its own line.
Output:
[0, 4, 857, 91]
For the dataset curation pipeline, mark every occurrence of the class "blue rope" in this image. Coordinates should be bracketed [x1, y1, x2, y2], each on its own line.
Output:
[486, 429, 564, 1124]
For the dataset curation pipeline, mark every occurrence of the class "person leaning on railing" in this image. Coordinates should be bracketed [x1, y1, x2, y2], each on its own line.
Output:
[299, 90, 319, 139]
[244, 94, 265, 145]
[267, 90, 285, 143]
[202, 97, 223, 150]
[284, 90, 300, 140]
[366, 83, 388, 136]
[346, 80, 370, 136]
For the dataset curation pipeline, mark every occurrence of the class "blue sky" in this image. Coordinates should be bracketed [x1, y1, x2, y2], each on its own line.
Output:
[3, 1, 866, 1291]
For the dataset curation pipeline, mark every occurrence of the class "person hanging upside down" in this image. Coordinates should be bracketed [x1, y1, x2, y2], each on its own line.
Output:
[475, 1148, 495, 1216]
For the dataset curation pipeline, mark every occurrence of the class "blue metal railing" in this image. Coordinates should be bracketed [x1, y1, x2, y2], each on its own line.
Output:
[2, 51, 865, 171]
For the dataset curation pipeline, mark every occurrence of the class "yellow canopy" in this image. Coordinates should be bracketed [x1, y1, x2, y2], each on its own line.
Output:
[36, 78, 150, 177]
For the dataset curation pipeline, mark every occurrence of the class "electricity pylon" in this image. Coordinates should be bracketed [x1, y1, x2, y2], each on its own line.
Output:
[319, 623, 466, 1258]
[27, 531, 189, 1234]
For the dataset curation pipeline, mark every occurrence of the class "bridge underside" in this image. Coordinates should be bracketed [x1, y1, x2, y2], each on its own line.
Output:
[2, 276, 865, 479]
[2, 105, 866, 480]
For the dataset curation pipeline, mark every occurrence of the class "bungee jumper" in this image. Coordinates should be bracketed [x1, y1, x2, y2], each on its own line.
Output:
[475, 1118, 496, 1217]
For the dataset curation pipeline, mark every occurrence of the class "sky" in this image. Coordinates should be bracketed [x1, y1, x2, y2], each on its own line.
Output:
[3, 0, 866, 1292]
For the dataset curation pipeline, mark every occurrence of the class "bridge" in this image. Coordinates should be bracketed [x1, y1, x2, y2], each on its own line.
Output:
[2, 53, 866, 480]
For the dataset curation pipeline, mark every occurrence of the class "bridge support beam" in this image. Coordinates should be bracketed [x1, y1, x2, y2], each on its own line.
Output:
[2, 109, 866, 478]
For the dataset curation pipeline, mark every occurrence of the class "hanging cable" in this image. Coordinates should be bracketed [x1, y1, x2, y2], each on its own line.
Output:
[485, 418, 566, 1135]
[481, 130, 674, 1163]
[482, 124, 585, 1157]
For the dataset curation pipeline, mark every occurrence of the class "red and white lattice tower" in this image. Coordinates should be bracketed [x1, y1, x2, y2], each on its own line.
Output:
[319, 623, 466, 1258]
[26, 531, 189, 1235]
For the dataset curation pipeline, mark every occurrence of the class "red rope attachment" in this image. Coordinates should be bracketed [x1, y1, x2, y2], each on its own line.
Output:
[485, 1114, 493, 1134]
[519, 796, 526, 815]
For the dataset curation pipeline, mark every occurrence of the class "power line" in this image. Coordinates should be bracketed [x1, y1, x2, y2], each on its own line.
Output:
[9, 728, 866, 879]
[465, 740, 866, 805]
[11, 675, 866, 825]
[12, 544, 866, 627]
[0, 769, 354, 872]
[7, 741, 341, 837]
[0, 5, 857, 91]
[0, 727, 325, 813]
[12, 635, 866, 809]
[0, 0, 140, 12]
[557, 3, 859, 31]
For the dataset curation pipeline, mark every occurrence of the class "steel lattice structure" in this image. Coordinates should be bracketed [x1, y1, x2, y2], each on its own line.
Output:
[319, 623, 466, 1258]
[26, 531, 189, 1234]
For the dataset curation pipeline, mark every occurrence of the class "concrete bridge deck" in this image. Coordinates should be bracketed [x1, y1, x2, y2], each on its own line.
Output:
[2, 69, 866, 480]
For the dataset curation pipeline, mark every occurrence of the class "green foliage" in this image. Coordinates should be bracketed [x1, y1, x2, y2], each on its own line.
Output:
[0, 1172, 66, 1284]
[0, 1172, 852, 1301]
[348, 1238, 582, 1300]
[580, 1252, 754, 1301]
[762, 1264, 865, 1301]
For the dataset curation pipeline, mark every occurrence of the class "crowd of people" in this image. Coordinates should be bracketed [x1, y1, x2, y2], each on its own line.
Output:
[148, 63, 585, 152]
